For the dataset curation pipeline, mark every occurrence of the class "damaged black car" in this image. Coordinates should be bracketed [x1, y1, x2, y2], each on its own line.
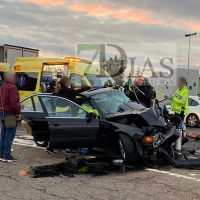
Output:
[20, 88, 176, 163]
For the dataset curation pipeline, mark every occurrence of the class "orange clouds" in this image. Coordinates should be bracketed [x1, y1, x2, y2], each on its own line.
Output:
[22, 0, 199, 32]
[68, 3, 164, 25]
[20, 0, 65, 6]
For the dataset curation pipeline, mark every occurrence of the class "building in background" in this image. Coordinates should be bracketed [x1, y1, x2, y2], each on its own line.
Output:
[152, 68, 200, 99]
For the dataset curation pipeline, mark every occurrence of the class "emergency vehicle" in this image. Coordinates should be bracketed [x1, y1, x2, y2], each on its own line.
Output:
[0, 62, 9, 86]
[13, 57, 114, 99]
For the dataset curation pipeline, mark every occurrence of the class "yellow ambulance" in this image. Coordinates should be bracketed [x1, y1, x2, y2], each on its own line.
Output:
[13, 57, 113, 99]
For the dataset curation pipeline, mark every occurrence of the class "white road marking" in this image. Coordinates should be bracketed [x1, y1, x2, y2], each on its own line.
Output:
[13, 142, 44, 149]
[13, 136, 44, 149]
[15, 135, 33, 140]
[146, 168, 200, 182]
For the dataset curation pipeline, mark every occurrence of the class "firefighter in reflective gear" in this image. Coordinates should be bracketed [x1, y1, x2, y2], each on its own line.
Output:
[165, 77, 188, 120]
[104, 80, 120, 89]
[124, 76, 156, 108]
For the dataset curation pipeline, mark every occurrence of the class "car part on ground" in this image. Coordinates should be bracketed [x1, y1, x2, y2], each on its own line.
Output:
[21, 120, 32, 135]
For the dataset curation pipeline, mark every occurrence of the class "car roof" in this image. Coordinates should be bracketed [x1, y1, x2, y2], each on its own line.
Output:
[189, 96, 200, 101]
[20, 88, 114, 102]
[81, 88, 114, 98]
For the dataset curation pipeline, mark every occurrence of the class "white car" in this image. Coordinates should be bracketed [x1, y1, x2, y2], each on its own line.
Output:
[162, 96, 200, 127]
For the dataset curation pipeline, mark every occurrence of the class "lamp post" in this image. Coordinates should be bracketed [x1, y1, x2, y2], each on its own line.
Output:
[60, 49, 65, 58]
[185, 32, 197, 88]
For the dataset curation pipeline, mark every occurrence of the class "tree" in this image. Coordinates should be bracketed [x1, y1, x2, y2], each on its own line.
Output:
[135, 66, 141, 76]
[100, 55, 127, 81]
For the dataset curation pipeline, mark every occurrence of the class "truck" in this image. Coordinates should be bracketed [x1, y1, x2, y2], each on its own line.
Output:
[0, 44, 39, 69]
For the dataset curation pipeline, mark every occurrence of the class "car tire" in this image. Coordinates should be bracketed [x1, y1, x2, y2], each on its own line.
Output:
[186, 114, 199, 127]
[35, 140, 48, 147]
[118, 134, 137, 163]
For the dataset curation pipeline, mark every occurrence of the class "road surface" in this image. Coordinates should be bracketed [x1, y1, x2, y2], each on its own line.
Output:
[0, 125, 199, 200]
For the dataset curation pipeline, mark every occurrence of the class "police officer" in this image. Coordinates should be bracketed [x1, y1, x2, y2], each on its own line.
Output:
[165, 77, 188, 120]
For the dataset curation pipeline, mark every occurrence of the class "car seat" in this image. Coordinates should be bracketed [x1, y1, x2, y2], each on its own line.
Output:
[40, 82, 47, 93]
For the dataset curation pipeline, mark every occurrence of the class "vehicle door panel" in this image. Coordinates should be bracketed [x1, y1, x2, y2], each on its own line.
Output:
[20, 95, 49, 141]
[47, 117, 100, 149]
[39, 95, 100, 149]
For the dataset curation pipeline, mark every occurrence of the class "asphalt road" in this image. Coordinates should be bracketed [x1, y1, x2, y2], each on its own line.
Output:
[0, 125, 200, 200]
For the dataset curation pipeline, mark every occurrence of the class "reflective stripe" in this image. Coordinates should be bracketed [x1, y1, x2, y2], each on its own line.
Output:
[175, 94, 187, 103]
[56, 106, 70, 112]
[129, 85, 134, 92]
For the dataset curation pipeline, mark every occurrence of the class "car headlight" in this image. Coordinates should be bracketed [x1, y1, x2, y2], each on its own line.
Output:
[142, 136, 154, 144]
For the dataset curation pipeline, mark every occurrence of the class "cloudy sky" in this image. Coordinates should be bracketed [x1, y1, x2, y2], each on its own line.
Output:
[0, 0, 200, 69]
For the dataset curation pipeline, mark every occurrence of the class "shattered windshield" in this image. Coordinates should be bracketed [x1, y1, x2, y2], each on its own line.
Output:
[85, 74, 114, 87]
[92, 90, 130, 115]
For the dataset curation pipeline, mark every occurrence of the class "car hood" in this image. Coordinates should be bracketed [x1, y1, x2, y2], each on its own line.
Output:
[107, 106, 165, 127]
[118, 101, 146, 111]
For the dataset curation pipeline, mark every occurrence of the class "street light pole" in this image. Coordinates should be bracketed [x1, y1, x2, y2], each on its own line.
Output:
[185, 32, 197, 89]
[187, 36, 190, 88]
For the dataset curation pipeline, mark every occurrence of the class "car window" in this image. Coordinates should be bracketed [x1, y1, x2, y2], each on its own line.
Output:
[85, 74, 114, 87]
[92, 90, 130, 114]
[162, 99, 172, 106]
[40, 96, 87, 117]
[190, 99, 199, 106]
[16, 72, 38, 91]
[21, 96, 43, 112]
[70, 73, 87, 88]
[188, 98, 192, 106]
[21, 98, 34, 111]
[82, 100, 95, 109]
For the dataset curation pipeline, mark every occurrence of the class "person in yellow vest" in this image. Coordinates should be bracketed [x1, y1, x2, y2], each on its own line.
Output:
[164, 77, 188, 120]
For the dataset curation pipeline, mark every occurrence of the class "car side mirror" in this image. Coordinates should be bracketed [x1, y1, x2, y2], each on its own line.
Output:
[86, 112, 97, 123]
[90, 112, 97, 119]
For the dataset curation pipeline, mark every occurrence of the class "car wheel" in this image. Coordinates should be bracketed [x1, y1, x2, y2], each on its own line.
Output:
[118, 134, 137, 163]
[187, 114, 199, 127]
[35, 140, 48, 147]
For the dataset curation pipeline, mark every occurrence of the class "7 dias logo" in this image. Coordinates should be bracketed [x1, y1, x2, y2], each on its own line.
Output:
[75, 43, 177, 86]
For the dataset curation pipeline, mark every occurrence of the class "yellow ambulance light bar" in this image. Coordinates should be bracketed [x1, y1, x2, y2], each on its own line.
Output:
[65, 57, 80, 62]
[15, 57, 67, 63]
[64, 57, 92, 64]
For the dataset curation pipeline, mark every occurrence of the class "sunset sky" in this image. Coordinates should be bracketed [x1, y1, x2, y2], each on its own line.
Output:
[0, 0, 199, 69]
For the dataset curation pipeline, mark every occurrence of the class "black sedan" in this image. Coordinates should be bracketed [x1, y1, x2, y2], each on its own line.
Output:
[21, 88, 169, 162]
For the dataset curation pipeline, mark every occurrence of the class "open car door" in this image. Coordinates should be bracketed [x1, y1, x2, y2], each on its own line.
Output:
[20, 95, 49, 142]
[39, 95, 100, 149]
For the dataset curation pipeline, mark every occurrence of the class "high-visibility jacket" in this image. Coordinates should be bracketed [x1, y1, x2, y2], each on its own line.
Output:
[171, 86, 189, 115]
[80, 104, 99, 116]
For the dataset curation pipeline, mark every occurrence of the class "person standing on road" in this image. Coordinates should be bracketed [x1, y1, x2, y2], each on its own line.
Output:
[0, 71, 21, 162]
[164, 77, 189, 157]
[45, 80, 59, 154]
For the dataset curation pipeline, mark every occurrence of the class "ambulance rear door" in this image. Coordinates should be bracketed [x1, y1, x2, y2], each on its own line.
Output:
[14, 64, 42, 100]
